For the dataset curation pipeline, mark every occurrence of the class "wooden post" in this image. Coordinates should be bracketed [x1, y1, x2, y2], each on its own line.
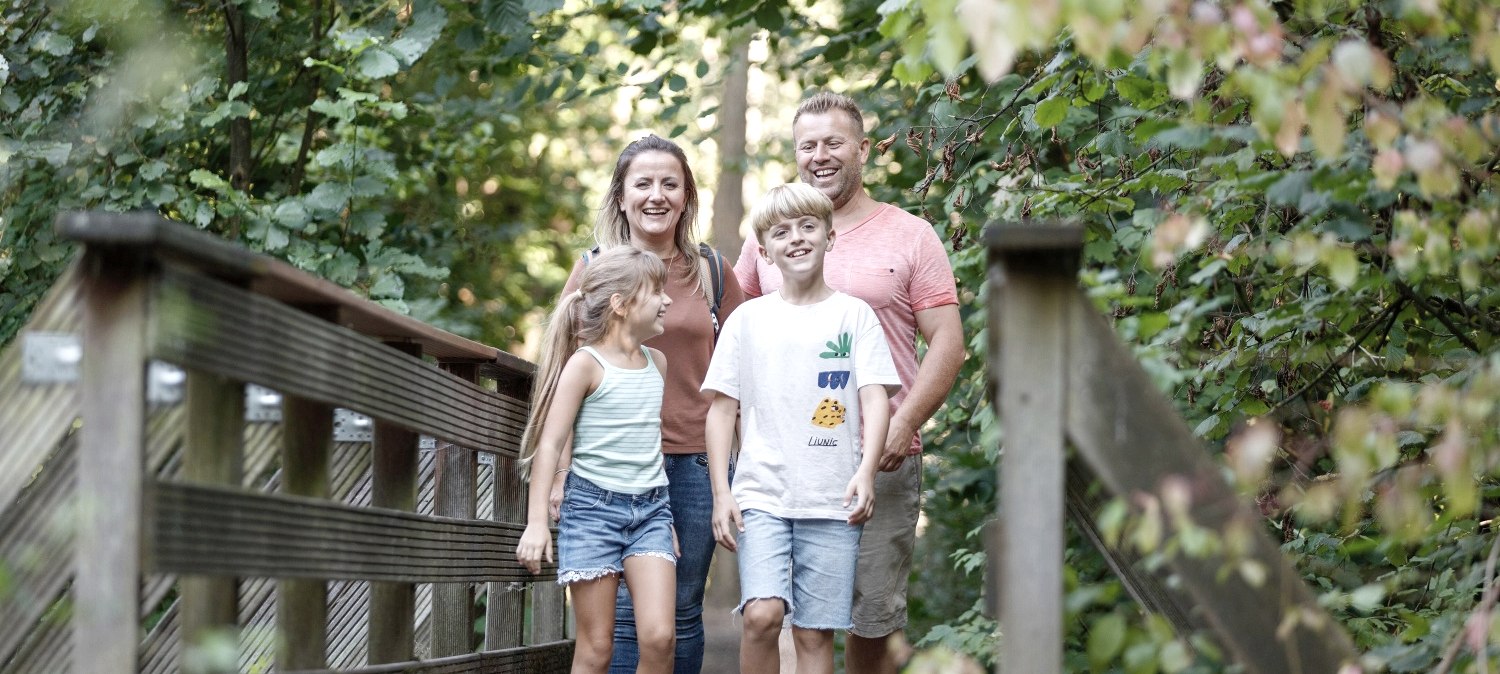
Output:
[180, 369, 246, 673]
[368, 341, 424, 664]
[432, 361, 479, 656]
[73, 248, 149, 673]
[489, 379, 531, 649]
[989, 224, 1082, 674]
[276, 299, 337, 671]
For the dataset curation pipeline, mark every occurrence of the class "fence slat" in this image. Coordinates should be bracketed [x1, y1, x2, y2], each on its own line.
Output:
[179, 369, 245, 673]
[280, 384, 336, 669]
[284, 639, 573, 674]
[432, 362, 479, 657]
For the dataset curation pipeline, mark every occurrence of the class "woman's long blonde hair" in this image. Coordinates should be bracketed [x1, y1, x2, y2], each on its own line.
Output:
[594, 134, 715, 304]
[520, 246, 668, 476]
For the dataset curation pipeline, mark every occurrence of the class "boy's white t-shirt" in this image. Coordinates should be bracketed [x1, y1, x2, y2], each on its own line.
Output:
[701, 291, 900, 520]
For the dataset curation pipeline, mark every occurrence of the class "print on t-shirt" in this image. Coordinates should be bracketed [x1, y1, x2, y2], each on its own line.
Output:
[811, 330, 852, 434]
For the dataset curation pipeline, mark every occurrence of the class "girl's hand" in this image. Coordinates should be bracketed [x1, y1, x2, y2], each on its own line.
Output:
[548, 471, 568, 522]
[712, 496, 743, 552]
[844, 471, 876, 525]
[672, 525, 682, 558]
[516, 523, 553, 574]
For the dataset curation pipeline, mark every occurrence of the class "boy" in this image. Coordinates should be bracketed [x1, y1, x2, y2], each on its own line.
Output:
[702, 182, 900, 674]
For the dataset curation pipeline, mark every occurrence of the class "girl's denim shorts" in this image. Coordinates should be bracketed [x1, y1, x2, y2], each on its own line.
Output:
[556, 472, 675, 585]
[735, 508, 863, 630]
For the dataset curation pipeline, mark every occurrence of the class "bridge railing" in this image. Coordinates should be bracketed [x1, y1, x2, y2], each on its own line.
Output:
[23, 212, 566, 673]
[986, 223, 1358, 674]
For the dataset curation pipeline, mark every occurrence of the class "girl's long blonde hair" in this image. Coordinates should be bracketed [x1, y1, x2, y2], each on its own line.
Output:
[520, 246, 668, 476]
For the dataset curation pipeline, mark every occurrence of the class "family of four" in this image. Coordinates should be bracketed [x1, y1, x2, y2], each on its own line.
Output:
[514, 91, 965, 674]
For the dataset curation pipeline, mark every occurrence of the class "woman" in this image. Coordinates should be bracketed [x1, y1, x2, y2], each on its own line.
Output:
[553, 134, 746, 674]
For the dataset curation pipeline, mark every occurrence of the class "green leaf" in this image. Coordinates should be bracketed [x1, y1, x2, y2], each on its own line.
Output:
[1086, 613, 1127, 669]
[1032, 96, 1069, 129]
[355, 48, 401, 79]
[1115, 75, 1158, 107]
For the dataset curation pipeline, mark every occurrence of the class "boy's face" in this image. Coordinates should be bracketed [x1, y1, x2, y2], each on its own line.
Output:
[758, 215, 835, 278]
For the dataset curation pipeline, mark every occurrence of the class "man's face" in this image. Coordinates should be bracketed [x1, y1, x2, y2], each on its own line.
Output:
[793, 111, 869, 210]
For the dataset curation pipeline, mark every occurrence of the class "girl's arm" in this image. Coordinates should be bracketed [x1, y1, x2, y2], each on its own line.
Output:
[705, 392, 741, 550]
[844, 383, 891, 525]
[517, 353, 598, 574]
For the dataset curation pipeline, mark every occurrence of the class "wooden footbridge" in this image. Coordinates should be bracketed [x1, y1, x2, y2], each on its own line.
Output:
[1, 213, 569, 673]
[2, 214, 1362, 674]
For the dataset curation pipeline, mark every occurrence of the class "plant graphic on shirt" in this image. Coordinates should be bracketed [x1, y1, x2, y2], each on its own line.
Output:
[819, 332, 851, 359]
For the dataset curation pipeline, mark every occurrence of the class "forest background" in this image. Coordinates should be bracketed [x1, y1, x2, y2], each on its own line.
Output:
[4, 0, 1500, 671]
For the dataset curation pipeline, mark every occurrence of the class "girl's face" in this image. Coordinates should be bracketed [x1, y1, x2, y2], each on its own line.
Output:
[621, 281, 672, 339]
[619, 151, 686, 249]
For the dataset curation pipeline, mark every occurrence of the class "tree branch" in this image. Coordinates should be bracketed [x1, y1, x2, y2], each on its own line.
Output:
[1394, 281, 1483, 353]
[1269, 297, 1408, 414]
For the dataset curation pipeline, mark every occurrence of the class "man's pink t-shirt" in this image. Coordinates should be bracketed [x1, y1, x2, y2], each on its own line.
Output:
[734, 203, 959, 454]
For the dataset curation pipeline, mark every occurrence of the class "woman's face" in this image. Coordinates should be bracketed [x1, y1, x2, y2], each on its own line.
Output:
[619, 150, 686, 249]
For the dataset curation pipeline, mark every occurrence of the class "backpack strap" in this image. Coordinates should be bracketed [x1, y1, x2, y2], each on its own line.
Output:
[699, 242, 724, 340]
[580, 246, 601, 265]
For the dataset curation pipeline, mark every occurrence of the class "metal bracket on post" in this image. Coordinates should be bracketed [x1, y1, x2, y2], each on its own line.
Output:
[20, 332, 81, 383]
[146, 362, 186, 406]
[332, 409, 374, 443]
[245, 384, 283, 422]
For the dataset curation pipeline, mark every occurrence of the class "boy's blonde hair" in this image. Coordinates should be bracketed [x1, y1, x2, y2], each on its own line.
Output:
[520, 247, 667, 477]
[749, 183, 834, 244]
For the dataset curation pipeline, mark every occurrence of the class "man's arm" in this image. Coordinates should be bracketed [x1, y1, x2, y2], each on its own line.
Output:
[879, 303, 964, 470]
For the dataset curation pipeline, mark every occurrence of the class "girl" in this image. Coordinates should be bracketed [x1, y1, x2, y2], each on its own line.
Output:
[517, 246, 679, 674]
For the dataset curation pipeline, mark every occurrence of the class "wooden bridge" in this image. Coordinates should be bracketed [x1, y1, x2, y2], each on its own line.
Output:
[1, 213, 1365, 673]
[1, 213, 569, 673]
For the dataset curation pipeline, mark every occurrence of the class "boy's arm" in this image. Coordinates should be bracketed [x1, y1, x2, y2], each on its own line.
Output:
[705, 392, 742, 550]
[845, 382, 892, 525]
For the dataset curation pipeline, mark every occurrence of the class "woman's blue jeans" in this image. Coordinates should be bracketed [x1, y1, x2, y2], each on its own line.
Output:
[609, 453, 727, 674]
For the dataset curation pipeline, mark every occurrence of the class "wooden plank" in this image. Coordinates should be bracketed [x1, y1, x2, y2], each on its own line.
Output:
[56, 212, 512, 363]
[993, 243, 1070, 674]
[1064, 289, 1358, 674]
[431, 362, 479, 657]
[283, 640, 573, 674]
[179, 369, 245, 673]
[372, 342, 421, 666]
[280, 387, 336, 669]
[0, 261, 81, 512]
[73, 248, 149, 673]
[151, 268, 529, 457]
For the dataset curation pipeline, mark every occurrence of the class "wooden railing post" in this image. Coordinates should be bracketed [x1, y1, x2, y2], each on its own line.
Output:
[74, 248, 150, 673]
[433, 361, 479, 656]
[489, 374, 531, 650]
[180, 368, 246, 673]
[369, 341, 423, 664]
[277, 304, 339, 670]
[989, 224, 1083, 674]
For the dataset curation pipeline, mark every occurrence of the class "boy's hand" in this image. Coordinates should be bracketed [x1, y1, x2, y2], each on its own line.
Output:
[712, 496, 743, 551]
[516, 524, 553, 574]
[844, 471, 877, 525]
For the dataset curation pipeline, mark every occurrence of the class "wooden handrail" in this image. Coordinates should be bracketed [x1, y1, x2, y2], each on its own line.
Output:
[986, 222, 1357, 674]
[38, 212, 566, 673]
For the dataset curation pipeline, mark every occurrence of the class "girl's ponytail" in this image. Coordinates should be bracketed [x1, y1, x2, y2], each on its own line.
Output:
[519, 290, 583, 478]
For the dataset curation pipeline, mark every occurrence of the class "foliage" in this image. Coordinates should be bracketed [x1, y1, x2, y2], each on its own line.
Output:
[835, 0, 1500, 671]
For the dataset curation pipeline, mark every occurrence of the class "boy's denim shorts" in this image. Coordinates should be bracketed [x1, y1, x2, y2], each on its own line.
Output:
[735, 508, 863, 630]
[557, 472, 675, 585]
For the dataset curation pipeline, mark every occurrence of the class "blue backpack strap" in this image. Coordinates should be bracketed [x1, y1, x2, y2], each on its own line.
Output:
[580, 246, 601, 265]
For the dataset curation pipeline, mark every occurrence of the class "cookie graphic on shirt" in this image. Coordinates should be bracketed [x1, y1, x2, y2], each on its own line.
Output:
[811, 397, 846, 429]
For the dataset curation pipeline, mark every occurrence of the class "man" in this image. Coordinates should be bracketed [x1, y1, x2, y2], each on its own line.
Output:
[733, 91, 964, 674]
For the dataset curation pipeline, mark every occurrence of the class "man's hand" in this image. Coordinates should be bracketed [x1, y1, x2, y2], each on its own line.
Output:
[878, 416, 917, 472]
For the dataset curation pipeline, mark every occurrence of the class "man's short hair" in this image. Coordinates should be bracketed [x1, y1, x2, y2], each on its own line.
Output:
[794, 91, 865, 134]
[750, 183, 835, 244]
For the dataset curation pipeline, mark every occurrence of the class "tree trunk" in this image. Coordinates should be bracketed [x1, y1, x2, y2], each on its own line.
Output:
[710, 34, 751, 264]
[224, 0, 251, 240]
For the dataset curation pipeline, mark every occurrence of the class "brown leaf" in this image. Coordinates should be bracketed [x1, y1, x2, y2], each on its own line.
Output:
[875, 132, 898, 156]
